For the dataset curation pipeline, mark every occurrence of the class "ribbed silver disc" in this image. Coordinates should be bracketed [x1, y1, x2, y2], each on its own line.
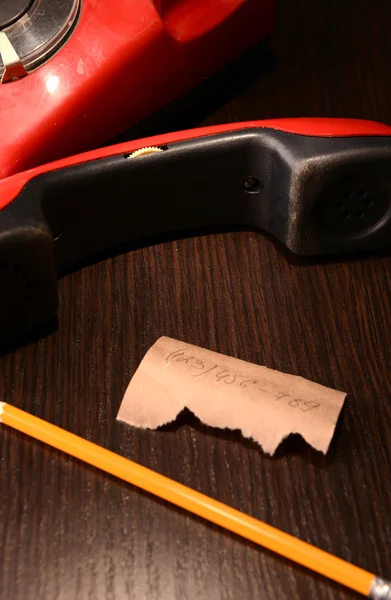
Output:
[0, 0, 80, 82]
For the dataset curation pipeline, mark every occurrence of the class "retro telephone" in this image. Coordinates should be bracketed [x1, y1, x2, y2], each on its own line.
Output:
[0, 0, 275, 178]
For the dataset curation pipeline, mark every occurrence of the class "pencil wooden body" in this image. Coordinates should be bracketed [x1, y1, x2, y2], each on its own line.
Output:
[0, 402, 374, 597]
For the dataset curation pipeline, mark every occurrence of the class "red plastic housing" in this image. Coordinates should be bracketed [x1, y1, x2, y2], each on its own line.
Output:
[1, 117, 391, 213]
[0, 0, 275, 180]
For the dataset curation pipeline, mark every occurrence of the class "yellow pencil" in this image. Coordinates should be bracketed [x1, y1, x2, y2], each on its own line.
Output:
[0, 401, 389, 599]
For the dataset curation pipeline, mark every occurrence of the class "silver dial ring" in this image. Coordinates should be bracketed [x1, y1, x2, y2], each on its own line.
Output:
[0, 0, 80, 80]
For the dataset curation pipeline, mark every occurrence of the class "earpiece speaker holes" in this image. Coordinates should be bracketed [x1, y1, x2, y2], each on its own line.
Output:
[335, 187, 376, 222]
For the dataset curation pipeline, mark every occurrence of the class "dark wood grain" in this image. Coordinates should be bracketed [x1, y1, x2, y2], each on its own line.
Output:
[1, 1, 391, 599]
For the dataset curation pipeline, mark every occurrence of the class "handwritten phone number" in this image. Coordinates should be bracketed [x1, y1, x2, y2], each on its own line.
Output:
[166, 349, 320, 412]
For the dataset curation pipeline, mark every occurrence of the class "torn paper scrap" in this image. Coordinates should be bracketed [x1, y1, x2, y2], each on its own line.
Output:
[117, 337, 346, 455]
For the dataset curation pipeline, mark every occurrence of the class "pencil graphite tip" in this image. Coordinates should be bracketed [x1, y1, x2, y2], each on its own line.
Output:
[370, 577, 391, 599]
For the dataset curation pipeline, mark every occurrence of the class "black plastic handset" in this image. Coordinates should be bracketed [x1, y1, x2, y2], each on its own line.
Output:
[1, 128, 391, 347]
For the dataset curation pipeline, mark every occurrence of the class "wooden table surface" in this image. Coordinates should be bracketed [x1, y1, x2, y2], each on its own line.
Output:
[1, 1, 391, 599]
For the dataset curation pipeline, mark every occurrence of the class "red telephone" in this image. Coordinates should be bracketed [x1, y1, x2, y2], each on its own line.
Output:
[0, 117, 391, 347]
[0, 0, 275, 179]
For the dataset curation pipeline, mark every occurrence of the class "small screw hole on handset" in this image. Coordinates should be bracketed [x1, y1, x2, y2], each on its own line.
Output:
[344, 190, 353, 199]
[342, 211, 351, 220]
[364, 198, 373, 207]
[336, 201, 346, 209]
[358, 189, 367, 198]
[243, 176, 263, 194]
[356, 210, 365, 218]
